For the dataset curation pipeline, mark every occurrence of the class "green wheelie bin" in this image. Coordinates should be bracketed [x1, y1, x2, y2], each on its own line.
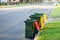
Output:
[29, 13, 44, 32]
[24, 19, 37, 39]
[29, 15, 41, 34]
[34, 13, 47, 29]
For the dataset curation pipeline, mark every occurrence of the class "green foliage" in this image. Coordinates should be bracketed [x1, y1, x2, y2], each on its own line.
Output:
[0, 2, 7, 5]
[36, 22, 60, 40]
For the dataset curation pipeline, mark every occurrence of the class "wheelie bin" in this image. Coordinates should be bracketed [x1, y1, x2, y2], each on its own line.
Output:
[24, 19, 37, 39]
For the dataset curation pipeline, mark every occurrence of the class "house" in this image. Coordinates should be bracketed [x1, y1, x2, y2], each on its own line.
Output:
[8, 0, 20, 5]
[0, 0, 43, 5]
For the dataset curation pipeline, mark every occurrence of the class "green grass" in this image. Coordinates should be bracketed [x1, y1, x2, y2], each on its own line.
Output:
[56, 4, 60, 6]
[35, 22, 60, 40]
[50, 7, 60, 18]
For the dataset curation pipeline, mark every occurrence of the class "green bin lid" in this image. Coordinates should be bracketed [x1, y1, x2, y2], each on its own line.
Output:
[34, 13, 43, 16]
[30, 15, 42, 18]
[25, 19, 37, 22]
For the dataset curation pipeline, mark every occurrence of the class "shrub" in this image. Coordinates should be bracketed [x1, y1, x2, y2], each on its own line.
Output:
[0, 2, 7, 5]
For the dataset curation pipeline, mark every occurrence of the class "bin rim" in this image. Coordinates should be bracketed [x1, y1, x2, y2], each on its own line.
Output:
[24, 19, 37, 22]
[29, 15, 42, 18]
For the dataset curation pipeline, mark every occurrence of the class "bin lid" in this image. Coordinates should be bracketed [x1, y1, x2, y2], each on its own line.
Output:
[25, 19, 37, 22]
[34, 13, 43, 16]
[30, 15, 42, 18]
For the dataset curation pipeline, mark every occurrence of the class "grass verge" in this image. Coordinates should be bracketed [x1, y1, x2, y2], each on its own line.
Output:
[55, 4, 60, 6]
[50, 7, 60, 18]
[35, 22, 60, 40]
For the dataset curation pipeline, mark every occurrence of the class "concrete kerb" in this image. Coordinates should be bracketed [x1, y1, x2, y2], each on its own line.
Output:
[34, 31, 41, 40]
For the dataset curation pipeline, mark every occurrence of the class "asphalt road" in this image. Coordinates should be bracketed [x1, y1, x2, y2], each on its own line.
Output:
[0, 5, 52, 40]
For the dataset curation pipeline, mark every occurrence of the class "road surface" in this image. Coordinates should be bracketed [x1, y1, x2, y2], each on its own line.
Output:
[0, 5, 53, 40]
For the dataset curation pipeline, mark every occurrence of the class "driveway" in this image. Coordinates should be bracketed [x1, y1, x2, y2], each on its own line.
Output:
[0, 5, 53, 40]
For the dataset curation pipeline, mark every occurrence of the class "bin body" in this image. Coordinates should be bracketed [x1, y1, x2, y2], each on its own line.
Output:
[29, 15, 41, 34]
[25, 19, 36, 39]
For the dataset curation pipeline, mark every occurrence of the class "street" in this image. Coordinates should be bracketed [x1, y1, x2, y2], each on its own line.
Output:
[0, 5, 52, 40]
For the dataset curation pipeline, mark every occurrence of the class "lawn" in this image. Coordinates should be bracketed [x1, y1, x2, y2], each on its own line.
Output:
[56, 4, 60, 6]
[50, 7, 60, 18]
[34, 22, 60, 40]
